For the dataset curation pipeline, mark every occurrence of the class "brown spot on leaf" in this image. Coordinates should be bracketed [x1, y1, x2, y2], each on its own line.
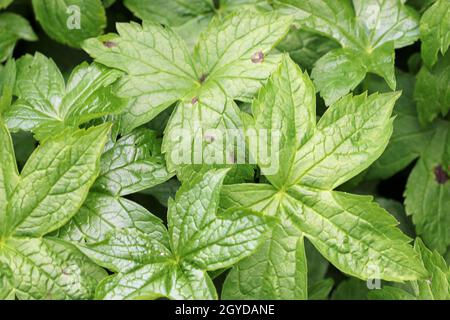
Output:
[434, 165, 449, 184]
[204, 134, 215, 143]
[251, 51, 264, 63]
[103, 41, 117, 48]
[191, 97, 198, 105]
[199, 73, 207, 83]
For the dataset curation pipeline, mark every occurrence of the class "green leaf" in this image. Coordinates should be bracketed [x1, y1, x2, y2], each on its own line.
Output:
[221, 57, 427, 299]
[0, 59, 16, 115]
[123, 0, 213, 27]
[5, 124, 111, 237]
[414, 51, 450, 125]
[277, 28, 340, 70]
[32, 0, 106, 48]
[141, 179, 181, 207]
[93, 128, 174, 196]
[56, 192, 168, 243]
[332, 278, 369, 300]
[369, 286, 417, 300]
[0, 237, 107, 299]
[78, 227, 171, 273]
[251, 54, 316, 188]
[0, 118, 19, 236]
[82, 21, 198, 133]
[286, 91, 398, 189]
[5, 53, 124, 141]
[78, 169, 268, 299]
[169, 169, 267, 270]
[193, 11, 292, 102]
[286, 187, 428, 281]
[0, 13, 37, 63]
[0, 0, 13, 9]
[364, 71, 435, 180]
[420, 0, 450, 67]
[123, 0, 269, 51]
[405, 123, 450, 253]
[369, 239, 450, 300]
[222, 224, 308, 300]
[83, 11, 292, 136]
[308, 278, 334, 300]
[311, 43, 396, 105]
[276, 0, 419, 104]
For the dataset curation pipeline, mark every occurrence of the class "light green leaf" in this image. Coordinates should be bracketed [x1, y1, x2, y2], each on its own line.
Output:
[420, 0, 450, 67]
[222, 224, 308, 300]
[5, 53, 124, 141]
[95, 262, 170, 300]
[169, 169, 267, 270]
[0, 237, 106, 300]
[193, 11, 292, 102]
[277, 0, 358, 47]
[78, 227, 171, 273]
[56, 192, 168, 243]
[251, 54, 316, 188]
[93, 128, 174, 196]
[369, 239, 450, 300]
[79, 169, 268, 299]
[414, 51, 450, 125]
[123, 0, 213, 27]
[0, 59, 16, 115]
[365, 71, 435, 180]
[84, 11, 292, 135]
[5, 124, 111, 237]
[221, 183, 282, 217]
[0, 13, 37, 63]
[32, 0, 106, 48]
[287, 92, 398, 189]
[0, 118, 19, 236]
[311, 43, 396, 105]
[286, 187, 428, 281]
[96, 262, 217, 300]
[413, 238, 450, 299]
[405, 123, 450, 254]
[222, 60, 423, 299]
[276, 28, 340, 70]
[82, 21, 198, 133]
[162, 86, 244, 173]
[276, 0, 419, 104]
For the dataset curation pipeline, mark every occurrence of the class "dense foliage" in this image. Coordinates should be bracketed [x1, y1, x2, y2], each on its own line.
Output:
[0, 0, 449, 300]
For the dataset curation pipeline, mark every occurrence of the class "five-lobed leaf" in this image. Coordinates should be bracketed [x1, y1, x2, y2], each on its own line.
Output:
[83, 11, 292, 176]
[221, 55, 427, 300]
[5, 53, 125, 141]
[276, 0, 420, 105]
[78, 169, 269, 299]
